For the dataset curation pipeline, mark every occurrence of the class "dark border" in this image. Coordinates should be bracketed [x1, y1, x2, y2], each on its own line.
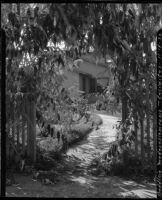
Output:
[1, 1, 162, 4]
[1, 28, 6, 197]
[1, 2, 161, 198]
[157, 29, 162, 199]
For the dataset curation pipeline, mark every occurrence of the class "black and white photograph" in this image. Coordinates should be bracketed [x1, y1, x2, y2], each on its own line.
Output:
[1, 2, 162, 198]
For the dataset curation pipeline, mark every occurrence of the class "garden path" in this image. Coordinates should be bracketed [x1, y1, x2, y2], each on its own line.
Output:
[6, 113, 156, 198]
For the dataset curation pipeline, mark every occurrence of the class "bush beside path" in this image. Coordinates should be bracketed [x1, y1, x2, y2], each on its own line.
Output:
[6, 113, 156, 198]
[36, 113, 102, 155]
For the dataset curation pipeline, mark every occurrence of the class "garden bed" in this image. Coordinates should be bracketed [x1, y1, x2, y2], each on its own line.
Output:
[36, 113, 102, 155]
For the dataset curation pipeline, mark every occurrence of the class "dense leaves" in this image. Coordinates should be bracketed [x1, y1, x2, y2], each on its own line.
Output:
[2, 3, 161, 174]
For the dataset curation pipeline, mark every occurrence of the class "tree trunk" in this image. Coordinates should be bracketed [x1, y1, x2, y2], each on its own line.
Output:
[12, 105, 15, 140]
[27, 97, 36, 163]
[140, 118, 144, 170]
[146, 77, 151, 160]
[134, 113, 138, 157]
[17, 118, 20, 146]
[22, 114, 25, 151]
[26, 97, 30, 157]
[146, 111, 151, 160]
[122, 94, 128, 123]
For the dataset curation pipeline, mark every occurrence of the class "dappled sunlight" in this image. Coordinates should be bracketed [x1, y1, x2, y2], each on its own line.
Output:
[6, 113, 157, 198]
[64, 113, 157, 198]
[70, 176, 95, 189]
[114, 181, 147, 188]
[120, 189, 157, 198]
[111, 179, 156, 198]
[122, 181, 147, 187]
[66, 113, 119, 169]
[4, 2, 158, 198]
[6, 108, 157, 198]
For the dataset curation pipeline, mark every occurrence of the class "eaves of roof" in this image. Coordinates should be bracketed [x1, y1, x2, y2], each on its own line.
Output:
[81, 58, 107, 68]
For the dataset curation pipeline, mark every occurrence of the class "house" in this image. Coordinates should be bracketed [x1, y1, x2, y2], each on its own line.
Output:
[62, 53, 114, 103]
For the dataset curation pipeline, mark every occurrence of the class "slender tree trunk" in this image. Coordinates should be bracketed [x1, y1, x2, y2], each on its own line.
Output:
[22, 114, 25, 152]
[27, 97, 36, 163]
[140, 118, 144, 170]
[146, 111, 151, 160]
[134, 113, 138, 157]
[26, 96, 30, 157]
[17, 118, 20, 146]
[122, 94, 128, 123]
[146, 77, 151, 160]
[12, 105, 15, 140]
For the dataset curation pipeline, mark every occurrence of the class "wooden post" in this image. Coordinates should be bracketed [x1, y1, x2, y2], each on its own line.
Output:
[27, 96, 36, 163]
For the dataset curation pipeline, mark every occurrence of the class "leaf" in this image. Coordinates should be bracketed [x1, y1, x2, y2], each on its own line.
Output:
[34, 6, 39, 19]
[121, 40, 131, 52]
[128, 9, 135, 19]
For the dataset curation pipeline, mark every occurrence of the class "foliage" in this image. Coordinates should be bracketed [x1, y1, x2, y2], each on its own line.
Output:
[93, 140, 145, 177]
[2, 3, 160, 169]
[3, 3, 97, 133]
[90, 3, 160, 174]
[94, 113, 155, 177]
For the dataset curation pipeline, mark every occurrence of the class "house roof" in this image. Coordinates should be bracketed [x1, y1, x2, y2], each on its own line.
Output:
[66, 52, 114, 78]
[81, 52, 113, 68]
[73, 66, 110, 80]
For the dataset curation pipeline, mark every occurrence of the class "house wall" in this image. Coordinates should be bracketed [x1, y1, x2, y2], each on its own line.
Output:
[63, 60, 110, 98]
[78, 61, 109, 88]
[63, 70, 80, 98]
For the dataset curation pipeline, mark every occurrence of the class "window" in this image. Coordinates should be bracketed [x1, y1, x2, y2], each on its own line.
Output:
[82, 76, 86, 92]
[90, 78, 96, 93]
[79, 73, 96, 94]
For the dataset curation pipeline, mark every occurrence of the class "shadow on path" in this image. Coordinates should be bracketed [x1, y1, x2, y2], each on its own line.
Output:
[6, 113, 157, 198]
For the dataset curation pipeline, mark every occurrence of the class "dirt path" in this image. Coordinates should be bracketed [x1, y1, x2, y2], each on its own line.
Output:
[6, 113, 157, 198]
[66, 114, 119, 170]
